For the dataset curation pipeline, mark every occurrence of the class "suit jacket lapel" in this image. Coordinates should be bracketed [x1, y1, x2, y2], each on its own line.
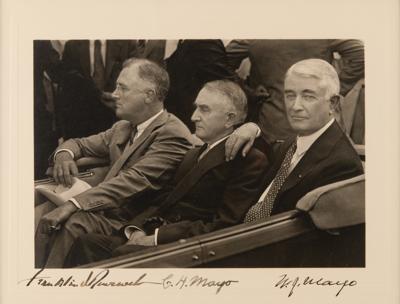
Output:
[104, 111, 169, 181]
[172, 146, 204, 183]
[113, 121, 133, 157]
[159, 140, 227, 212]
[280, 121, 343, 193]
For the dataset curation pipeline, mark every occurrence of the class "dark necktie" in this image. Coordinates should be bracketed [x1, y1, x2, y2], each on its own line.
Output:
[93, 40, 105, 90]
[244, 141, 297, 222]
[129, 125, 138, 145]
[197, 143, 209, 162]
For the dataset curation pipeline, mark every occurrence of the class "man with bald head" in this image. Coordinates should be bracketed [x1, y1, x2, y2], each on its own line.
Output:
[35, 58, 194, 267]
[242, 58, 364, 221]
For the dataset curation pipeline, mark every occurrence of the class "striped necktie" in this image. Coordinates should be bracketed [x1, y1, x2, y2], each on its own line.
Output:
[244, 141, 297, 222]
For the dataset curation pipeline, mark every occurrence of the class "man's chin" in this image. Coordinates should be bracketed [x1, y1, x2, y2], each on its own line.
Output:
[115, 110, 124, 120]
[194, 131, 207, 142]
[290, 124, 309, 135]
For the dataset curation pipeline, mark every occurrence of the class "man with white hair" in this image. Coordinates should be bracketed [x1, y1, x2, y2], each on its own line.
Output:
[63, 80, 268, 266]
[242, 58, 364, 220]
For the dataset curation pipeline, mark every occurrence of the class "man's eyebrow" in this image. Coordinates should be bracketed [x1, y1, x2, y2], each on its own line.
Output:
[302, 89, 317, 94]
[117, 80, 127, 86]
[284, 89, 295, 94]
[194, 101, 208, 108]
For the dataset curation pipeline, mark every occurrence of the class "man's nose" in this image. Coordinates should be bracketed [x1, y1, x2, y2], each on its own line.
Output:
[191, 109, 200, 122]
[111, 89, 120, 100]
[291, 95, 304, 111]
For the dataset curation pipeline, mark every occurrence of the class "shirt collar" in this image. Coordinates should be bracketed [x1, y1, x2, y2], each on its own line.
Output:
[207, 134, 231, 151]
[136, 109, 164, 133]
[295, 118, 335, 157]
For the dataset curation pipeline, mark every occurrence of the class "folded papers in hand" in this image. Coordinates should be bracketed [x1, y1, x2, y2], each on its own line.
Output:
[35, 177, 92, 206]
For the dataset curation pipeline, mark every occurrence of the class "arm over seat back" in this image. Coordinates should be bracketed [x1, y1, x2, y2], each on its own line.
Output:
[296, 174, 365, 230]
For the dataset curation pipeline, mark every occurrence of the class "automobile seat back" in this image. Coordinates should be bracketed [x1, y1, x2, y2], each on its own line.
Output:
[296, 174, 365, 230]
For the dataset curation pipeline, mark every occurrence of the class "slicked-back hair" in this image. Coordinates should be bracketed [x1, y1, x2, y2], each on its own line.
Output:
[285, 58, 340, 99]
[122, 58, 170, 101]
[203, 80, 248, 124]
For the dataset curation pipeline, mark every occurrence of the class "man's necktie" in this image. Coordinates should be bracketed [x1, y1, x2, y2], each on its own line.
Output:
[244, 141, 297, 222]
[93, 40, 105, 90]
[197, 143, 209, 162]
[129, 125, 138, 145]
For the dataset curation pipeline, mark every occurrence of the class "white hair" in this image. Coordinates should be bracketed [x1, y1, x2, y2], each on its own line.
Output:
[285, 58, 340, 99]
[203, 80, 248, 124]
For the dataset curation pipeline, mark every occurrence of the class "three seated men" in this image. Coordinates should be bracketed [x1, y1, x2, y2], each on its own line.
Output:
[36, 58, 364, 268]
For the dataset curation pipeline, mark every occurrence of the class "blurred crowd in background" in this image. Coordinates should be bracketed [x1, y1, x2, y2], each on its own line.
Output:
[34, 39, 364, 179]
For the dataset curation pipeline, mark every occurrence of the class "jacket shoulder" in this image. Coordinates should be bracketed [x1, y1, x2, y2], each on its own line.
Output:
[231, 146, 270, 172]
[331, 134, 364, 171]
[110, 120, 131, 131]
[159, 113, 194, 139]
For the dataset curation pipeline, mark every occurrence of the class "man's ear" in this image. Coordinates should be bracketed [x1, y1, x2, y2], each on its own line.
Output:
[225, 112, 237, 128]
[144, 89, 156, 104]
[329, 94, 341, 114]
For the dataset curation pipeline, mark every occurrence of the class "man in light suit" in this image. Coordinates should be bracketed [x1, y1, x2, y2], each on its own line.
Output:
[64, 80, 269, 267]
[35, 58, 194, 268]
[238, 58, 364, 221]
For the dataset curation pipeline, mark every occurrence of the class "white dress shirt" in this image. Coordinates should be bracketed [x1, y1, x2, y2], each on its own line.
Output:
[131, 109, 164, 142]
[258, 118, 335, 202]
[164, 40, 180, 59]
[197, 134, 231, 161]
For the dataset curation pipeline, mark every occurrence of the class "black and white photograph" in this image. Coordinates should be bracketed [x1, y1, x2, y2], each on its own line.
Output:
[1, 0, 399, 303]
[33, 39, 366, 268]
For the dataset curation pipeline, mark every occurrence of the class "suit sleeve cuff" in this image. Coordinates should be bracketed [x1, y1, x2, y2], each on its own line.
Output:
[154, 228, 159, 246]
[68, 198, 81, 209]
[124, 226, 145, 239]
[252, 123, 261, 138]
[54, 149, 75, 161]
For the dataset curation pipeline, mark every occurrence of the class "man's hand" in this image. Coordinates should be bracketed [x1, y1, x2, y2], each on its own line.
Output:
[38, 202, 78, 234]
[126, 230, 155, 246]
[126, 230, 146, 245]
[53, 151, 78, 187]
[100, 91, 116, 110]
[225, 123, 260, 161]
